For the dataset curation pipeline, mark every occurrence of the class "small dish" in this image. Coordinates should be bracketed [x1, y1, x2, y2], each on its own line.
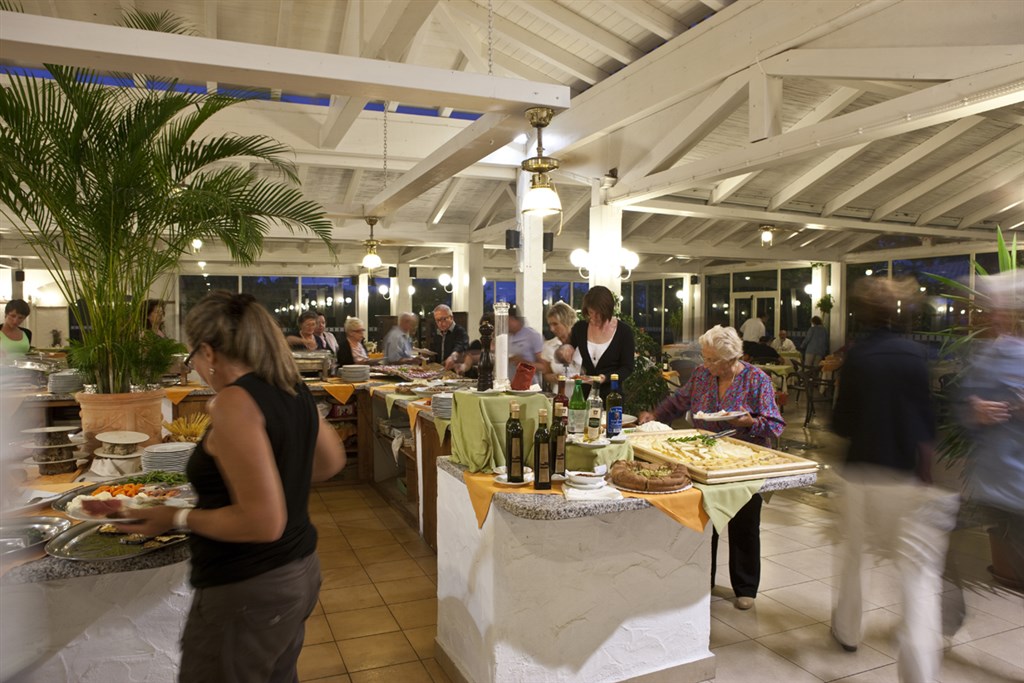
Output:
[494, 473, 534, 486]
[565, 479, 606, 490]
[493, 466, 533, 476]
[566, 471, 606, 487]
[568, 436, 611, 449]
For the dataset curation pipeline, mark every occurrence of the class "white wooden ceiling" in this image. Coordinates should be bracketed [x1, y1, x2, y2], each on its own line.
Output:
[1, 0, 1022, 279]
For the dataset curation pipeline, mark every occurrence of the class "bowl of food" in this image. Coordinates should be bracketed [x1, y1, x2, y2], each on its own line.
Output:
[95, 431, 149, 455]
[566, 470, 606, 487]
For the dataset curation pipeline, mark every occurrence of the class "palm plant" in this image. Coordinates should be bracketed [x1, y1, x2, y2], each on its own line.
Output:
[0, 49, 333, 392]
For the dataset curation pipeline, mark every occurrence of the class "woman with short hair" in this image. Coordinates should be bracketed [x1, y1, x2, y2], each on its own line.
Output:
[336, 316, 371, 366]
[1, 299, 32, 359]
[285, 310, 324, 350]
[557, 285, 635, 400]
[639, 324, 784, 610]
[117, 291, 346, 682]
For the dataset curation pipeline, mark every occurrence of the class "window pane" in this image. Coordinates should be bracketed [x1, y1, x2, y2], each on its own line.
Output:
[300, 277, 356, 334]
[631, 279, 663, 343]
[705, 274, 730, 330]
[483, 281, 495, 311]
[845, 261, 889, 337]
[780, 267, 812, 345]
[733, 270, 777, 292]
[894, 255, 971, 337]
[619, 282, 632, 318]
[495, 281, 516, 306]
[242, 276, 299, 331]
[663, 278, 685, 344]
[179, 275, 238, 324]
[572, 282, 589, 308]
[367, 276, 398, 342]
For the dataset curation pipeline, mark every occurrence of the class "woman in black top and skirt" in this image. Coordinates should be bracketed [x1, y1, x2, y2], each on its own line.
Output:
[118, 292, 346, 682]
[557, 285, 635, 400]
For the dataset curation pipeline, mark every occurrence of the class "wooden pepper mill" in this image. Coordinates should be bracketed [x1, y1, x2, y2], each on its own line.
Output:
[477, 319, 494, 392]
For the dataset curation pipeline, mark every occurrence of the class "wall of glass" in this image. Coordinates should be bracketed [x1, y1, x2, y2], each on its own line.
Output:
[631, 279, 664, 344]
[704, 274, 730, 329]
[179, 275, 239, 323]
[242, 276, 299, 332]
[779, 267, 813, 346]
[663, 278, 686, 344]
[300, 277, 356, 333]
[410, 278, 452, 318]
[893, 255, 971, 335]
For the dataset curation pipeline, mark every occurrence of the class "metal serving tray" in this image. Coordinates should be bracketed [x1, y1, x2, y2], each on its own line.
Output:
[44, 522, 189, 561]
[0, 516, 71, 557]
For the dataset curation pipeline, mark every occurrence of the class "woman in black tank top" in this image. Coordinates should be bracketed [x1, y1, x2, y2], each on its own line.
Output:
[117, 292, 346, 682]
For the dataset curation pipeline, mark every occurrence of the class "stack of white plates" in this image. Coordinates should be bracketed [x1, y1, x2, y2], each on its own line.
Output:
[340, 365, 370, 382]
[47, 370, 84, 394]
[432, 392, 453, 419]
[142, 442, 196, 473]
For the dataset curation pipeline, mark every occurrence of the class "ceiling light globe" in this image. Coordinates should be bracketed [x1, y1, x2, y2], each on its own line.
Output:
[569, 249, 589, 268]
[620, 249, 640, 271]
[361, 252, 382, 270]
[438, 273, 452, 287]
[191, 238, 203, 250]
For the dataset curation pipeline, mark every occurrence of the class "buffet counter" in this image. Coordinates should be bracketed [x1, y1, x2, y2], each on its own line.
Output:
[435, 457, 816, 683]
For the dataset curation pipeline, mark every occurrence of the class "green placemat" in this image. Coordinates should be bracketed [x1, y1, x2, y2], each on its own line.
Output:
[694, 480, 765, 532]
[450, 392, 553, 472]
[565, 442, 633, 472]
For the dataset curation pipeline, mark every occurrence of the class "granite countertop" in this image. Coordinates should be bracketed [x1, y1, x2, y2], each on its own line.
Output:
[2, 541, 189, 585]
[437, 457, 817, 522]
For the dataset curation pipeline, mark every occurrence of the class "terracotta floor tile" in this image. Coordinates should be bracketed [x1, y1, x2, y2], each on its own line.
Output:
[374, 575, 437, 604]
[321, 566, 372, 591]
[317, 549, 361, 570]
[326, 606, 400, 640]
[348, 661, 433, 683]
[422, 658, 452, 683]
[402, 538, 435, 558]
[335, 632, 418, 672]
[354, 544, 412, 566]
[320, 584, 384, 613]
[297, 642, 347, 681]
[316, 524, 347, 539]
[311, 600, 324, 616]
[403, 624, 437, 659]
[389, 527, 422, 544]
[389, 598, 437, 630]
[364, 559, 426, 583]
[344, 529, 398, 549]
[317, 536, 353, 554]
[310, 512, 336, 526]
[331, 507, 380, 523]
[338, 518, 389, 533]
[324, 499, 372, 513]
[361, 492, 390, 509]
[304, 614, 334, 646]
[304, 676, 351, 683]
[318, 489, 367, 503]
[414, 555, 437, 577]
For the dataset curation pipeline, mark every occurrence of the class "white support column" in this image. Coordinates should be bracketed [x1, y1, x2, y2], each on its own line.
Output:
[357, 273, 370, 326]
[588, 180, 623, 297]
[516, 171, 544, 328]
[395, 263, 413, 316]
[452, 243, 484, 329]
[690, 277, 704, 340]
[387, 273, 399, 317]
[828, 262, 844, 352]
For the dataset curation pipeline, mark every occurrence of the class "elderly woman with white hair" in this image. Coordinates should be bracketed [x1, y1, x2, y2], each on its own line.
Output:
[639, 324, 784, 610]
[336, 317, 371, 366]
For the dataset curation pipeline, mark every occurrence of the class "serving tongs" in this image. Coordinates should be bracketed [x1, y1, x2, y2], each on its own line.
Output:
[710, 429, 737, 440]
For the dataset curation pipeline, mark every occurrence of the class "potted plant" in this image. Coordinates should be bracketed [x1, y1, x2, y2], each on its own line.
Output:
[815, 293, 835, 315]
[0, 13, 333, 445]
[927, 228, 1021, 588]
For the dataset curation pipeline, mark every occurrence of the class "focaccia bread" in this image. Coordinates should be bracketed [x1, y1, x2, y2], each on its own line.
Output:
[610, 460, 691, 492]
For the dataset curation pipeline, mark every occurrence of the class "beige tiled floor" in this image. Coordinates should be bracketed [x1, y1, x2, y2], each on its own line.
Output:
[300, 416, 1024, 682]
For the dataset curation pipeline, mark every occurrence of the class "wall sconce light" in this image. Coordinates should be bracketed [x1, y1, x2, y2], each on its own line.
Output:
[197, 261, 207, 269]
[377, 283, 391, 301]
[521, 107, 563, 225]
[569, 248, 639, 280]
[407, 284, 416, 297]
[438, 273, 454, 294]
[760, 225, 775, 248]
[191, 238, 203, 253]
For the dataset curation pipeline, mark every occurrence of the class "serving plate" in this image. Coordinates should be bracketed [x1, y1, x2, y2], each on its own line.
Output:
[0, 516, 71, 556]
[1, 489, 63, 516]
[610, 481, 693, 495]
[44, 523, 189, 561]
[95, 431, 149, 445]
[693, 410, 747, 422]
[50, 474, 195, 515]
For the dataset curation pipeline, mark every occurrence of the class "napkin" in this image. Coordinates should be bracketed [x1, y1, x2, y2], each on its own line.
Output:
[563, 485, 623, 501]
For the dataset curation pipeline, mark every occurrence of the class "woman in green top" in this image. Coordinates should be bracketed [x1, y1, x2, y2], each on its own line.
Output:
[1, 299, 31, 359]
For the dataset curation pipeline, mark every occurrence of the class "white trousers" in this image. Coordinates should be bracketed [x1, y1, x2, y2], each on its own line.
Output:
[832, 466, 959, 683]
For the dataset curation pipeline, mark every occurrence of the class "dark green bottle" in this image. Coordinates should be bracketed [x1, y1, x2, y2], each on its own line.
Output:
[533, 408, 552, 490]
[506, 401, 524, 483]
[568, 378, 587, 435]
[550, 403, 567, 477]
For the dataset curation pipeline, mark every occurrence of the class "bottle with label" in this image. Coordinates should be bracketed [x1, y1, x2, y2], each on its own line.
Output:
[506, 402, 524, 483]
[533, 408, 552, 490]
[568, 378, 587, 435]
[605, 373, 624, 438]
[585, 387, 603, 441]
[552, 375, 569, 427]
[550, 403, 567, 477]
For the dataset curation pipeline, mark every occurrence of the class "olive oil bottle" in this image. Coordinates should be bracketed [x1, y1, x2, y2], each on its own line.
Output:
[550, 403, 567, 477]
[506, 402, 524, 483]
[533, 408, 552, 490]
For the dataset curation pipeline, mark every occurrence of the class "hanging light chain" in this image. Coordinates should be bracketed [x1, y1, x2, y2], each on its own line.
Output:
[487, 0, 494, 76]
[382, 106, 389, 190]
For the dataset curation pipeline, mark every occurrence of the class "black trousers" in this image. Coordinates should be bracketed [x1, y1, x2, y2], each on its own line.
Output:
[711, 494, 763, 598]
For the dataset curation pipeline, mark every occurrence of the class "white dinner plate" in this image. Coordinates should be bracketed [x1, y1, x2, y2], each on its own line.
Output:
[565, 479, 606, 490]
[506, 388, 541, 396]
[494, 473, 534, 486]
[693, 410, 747, 422]
[468, 388, 504, 395]
[568, 437, 611, 449]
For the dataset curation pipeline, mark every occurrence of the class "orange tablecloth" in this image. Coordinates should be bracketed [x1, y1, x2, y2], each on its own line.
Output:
[406, 398, 432, 426]
[463, 471, 709, 532]
[320, 383, 357, 403]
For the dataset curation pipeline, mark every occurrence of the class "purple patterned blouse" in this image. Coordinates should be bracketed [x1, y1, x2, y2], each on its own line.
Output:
[652, 361, 784, 446]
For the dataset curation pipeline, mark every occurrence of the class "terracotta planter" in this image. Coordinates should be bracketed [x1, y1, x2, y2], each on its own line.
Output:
[75, 389, 166, 453]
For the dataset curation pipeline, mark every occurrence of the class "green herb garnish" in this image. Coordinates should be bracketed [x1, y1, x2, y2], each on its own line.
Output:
[666, 435, 717, 448]
[119, 471, 189, 485]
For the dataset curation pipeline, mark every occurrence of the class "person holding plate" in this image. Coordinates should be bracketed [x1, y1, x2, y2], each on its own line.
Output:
[638, 324, 784, 610]
[116, 291, 346, 682]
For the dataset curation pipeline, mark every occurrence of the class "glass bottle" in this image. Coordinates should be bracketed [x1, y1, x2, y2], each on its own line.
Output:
[568, 378, 587, 435]
[605, 373, 624, 438]
[533, 408, 551, 490]
[585, 386, 603, 441]
[506, 401, 524, 483]
[552, 375, 569, 427]
[550, 403, 566, 477]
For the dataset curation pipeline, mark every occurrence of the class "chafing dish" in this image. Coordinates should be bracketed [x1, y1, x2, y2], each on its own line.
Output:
[292, 350, 334, 381]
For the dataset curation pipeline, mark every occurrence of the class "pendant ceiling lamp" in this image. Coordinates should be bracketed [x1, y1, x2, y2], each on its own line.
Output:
[521, 107, 562, 218]
[361, 216, 383, 271]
